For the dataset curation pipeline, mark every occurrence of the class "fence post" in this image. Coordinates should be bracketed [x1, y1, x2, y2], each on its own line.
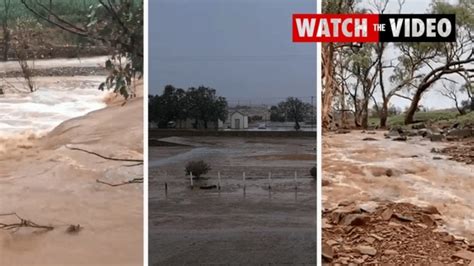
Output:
[218, 171, 221, 190]
[294, 171, 298, 190]
[190, 172, 194, 188]
[268, 172, 272, 190]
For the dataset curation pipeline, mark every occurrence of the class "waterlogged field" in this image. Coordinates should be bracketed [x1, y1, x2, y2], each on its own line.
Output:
[149, 136, 317, 265]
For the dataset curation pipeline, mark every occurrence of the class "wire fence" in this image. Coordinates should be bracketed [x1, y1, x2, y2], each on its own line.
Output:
[154, 170, 315, 195]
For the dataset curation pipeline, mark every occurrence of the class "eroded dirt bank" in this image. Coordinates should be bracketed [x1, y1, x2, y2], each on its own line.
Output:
[0, 80, 143, 265]
[322, 131, 473, 264]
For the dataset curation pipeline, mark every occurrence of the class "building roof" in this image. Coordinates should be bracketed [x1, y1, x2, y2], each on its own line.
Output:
[230, 110, 248, 117]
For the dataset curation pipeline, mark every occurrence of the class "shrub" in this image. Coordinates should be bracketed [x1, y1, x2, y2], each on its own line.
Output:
[310, 166, 316, 178]
[185, 160, 211, 178]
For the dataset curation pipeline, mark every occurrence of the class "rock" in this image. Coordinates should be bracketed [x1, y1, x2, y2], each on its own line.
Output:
[452, 250, 474, 261]
[441, 234, 455, 243]
[431, 148, 441, 153]
[393, 136, 407, 141]
[322, 179, 331, 186]
[385, 169, 394, 177]
[358, 201, 378, 213]
[384, 249, 399, 255]
[381, 208, 393, 221]
[356, 245, 377, 256]
[393, 213, 415, 222]
[412, 123, 426, 130]
[388, 221, 403, 227]
[338, 200, 354, 207]
[430, 134, 444, 142]
[364, 236, 376, 244]
[416, 223, 428, 229]
[369, 233, 383, 241]
[327, 240, 339, 246]
[386, 129, 401, 137]
[336, 129, 351, 134]
[433, 156, 443, 160]
[447, 128, 473, 139]
[322, 243, 334, 261]
[363, 137, 378, 141]
[341, 214, 370, 226]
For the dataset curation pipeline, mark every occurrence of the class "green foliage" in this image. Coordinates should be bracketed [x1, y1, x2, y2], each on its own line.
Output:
[270, 105, 285, 122]
[87, 0, 143, 99]
[149, 85, 228, 129]
[18, 0, 143, 99]
[99, 57, 135, 99]
[2, 0, 97, 23]
[185, 161, 211, 179]
[272, 97, 312, 129]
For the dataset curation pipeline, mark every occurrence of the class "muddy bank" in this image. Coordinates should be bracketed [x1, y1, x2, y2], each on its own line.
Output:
[0, 66, 107, 78]
[0, 56, 108, 73]
[0, 82, 143, 265]
[149, 137, 316, 265]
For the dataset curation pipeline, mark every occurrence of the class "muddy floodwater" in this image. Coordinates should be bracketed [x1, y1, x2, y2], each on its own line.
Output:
[149, 136, 317, 265]
[0, 58, 143, 265]
[323, 131, 474, 240]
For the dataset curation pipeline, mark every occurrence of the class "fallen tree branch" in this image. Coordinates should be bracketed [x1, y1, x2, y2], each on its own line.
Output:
[65, 145, 143, 163]
[96, 177, 143, 187]
[0, 213, 54, 232]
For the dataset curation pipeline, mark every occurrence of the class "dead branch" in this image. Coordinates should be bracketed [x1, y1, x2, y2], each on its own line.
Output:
[96, 177, 143, 187]
[65, 145, 143, 163]
[0, 213, 54, 231]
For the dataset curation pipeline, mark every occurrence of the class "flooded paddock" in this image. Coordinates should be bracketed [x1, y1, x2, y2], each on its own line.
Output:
[149, 136, 317, 265]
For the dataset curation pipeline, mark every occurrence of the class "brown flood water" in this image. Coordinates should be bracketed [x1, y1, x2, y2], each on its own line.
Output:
[323, 131, 474, 240]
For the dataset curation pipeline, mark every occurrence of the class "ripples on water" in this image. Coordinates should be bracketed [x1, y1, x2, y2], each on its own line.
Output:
[0, 85, 107, 139]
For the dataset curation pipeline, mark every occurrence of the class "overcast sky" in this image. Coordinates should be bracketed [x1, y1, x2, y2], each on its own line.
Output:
[150, 0, 468, 109]
[149, 0, 316, 105]
[368, 0, 468, 110]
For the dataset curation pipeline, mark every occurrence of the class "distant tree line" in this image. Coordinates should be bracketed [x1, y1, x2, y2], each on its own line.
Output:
[270, 97, 313, 130]
[149, 85, 228, 129]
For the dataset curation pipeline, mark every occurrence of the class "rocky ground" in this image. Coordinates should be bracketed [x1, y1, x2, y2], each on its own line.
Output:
[322, 201, 474, 265]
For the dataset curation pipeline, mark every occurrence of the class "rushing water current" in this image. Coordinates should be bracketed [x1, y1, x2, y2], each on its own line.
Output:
[0, 80, 107, 139]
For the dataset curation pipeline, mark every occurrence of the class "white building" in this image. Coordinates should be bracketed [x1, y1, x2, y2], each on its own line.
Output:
[230, 111, 248, 129]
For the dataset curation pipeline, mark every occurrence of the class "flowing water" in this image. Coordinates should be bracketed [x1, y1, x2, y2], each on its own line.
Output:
[0, 76, 108, 153]
[323, 131, 474, 239]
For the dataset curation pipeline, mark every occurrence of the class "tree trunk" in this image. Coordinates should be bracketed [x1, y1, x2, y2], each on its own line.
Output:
[322, 43, 335, 130]
[294, 120, 300, 130]
[2, 26, 9, 61]
[404, 90, 423, 124]
[379, 98, 388, 129]
[361, 99, 369, 129]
